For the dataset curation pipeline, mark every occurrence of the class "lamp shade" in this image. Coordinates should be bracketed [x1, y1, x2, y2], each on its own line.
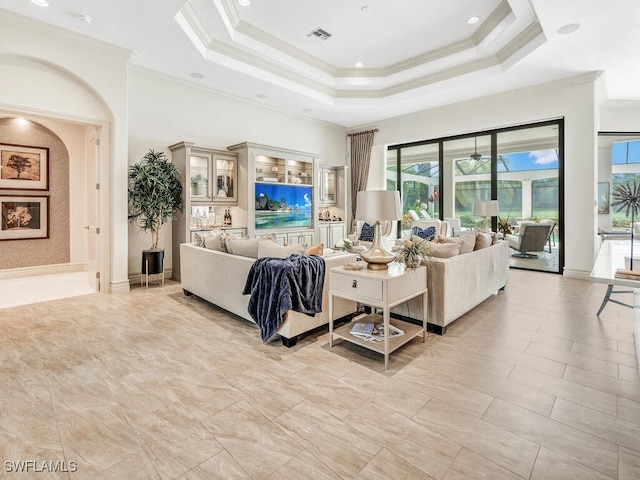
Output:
[472, 200, 498, 217]
[355, 190, 402, 222]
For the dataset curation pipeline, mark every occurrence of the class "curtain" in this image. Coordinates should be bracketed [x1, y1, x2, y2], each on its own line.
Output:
[349, 130, 376, 233]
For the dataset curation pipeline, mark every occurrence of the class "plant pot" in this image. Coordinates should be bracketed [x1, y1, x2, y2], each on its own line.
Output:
[142, 249, 164, 275]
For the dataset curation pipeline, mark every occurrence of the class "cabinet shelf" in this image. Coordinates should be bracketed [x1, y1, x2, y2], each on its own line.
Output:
[255, 155, 314, 185]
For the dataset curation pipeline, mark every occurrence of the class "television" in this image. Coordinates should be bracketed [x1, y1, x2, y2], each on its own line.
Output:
[255, 183, 313, 229]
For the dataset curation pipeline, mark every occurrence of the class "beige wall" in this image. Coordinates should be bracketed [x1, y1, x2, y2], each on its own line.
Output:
[0, 118, 70, 269]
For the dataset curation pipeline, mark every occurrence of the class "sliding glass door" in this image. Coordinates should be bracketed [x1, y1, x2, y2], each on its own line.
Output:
[496, 124, 561, 273]
[387, 119, 564, 273]
[386, 142, 440, 237]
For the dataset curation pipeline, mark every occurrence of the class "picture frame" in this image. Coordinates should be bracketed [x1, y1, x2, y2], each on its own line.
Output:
[0, 195, 49, 240]
[0, 143, 49, 190]
[598, 182, 610, 214]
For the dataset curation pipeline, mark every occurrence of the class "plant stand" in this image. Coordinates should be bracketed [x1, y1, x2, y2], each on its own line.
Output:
[141, 250, 165, 288]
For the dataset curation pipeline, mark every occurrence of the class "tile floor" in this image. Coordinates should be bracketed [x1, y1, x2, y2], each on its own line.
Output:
[0, 269, 639, 479]
[0, 271, 95, 309]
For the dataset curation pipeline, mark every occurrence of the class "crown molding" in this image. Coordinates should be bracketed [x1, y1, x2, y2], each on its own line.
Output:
[601, 99, 640, 109]
[0, 8, 133, 61]
[128, 65, 346, 130]
[178, 0, 547, 102]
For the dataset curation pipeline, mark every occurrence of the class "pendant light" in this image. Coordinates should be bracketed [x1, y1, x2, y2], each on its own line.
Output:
[470, 137, 482, 161]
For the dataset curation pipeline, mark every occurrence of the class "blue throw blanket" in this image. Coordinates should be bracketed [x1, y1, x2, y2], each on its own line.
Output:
[242, 255, 326, 342]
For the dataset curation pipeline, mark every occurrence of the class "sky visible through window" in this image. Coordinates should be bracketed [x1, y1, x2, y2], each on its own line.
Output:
[498, 149, 558, 172]
[612, 139, 640, 164]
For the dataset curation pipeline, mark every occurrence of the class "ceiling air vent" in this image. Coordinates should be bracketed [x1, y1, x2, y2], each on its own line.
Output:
[306, 27, 332, 41]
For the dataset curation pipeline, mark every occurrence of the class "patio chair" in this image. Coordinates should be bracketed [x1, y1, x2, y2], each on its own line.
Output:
[540, 219, 556, 252]
[419, 209, 431, 219]
[506, 223, 553, 258]
[408, 210, 421, 221]
[444, 217, 469, 237]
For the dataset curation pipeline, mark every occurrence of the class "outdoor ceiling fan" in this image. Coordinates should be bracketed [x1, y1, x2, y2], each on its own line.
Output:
[470, 137, 482, 161]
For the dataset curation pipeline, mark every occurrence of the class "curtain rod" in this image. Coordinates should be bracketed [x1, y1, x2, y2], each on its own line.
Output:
[347, 128, 379, 137]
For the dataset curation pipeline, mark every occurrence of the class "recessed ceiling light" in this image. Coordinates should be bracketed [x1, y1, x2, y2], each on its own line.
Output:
[355, 62, 363, 68]
[77, 13, 92, 23]
[238, 0, 251, 6]
[467, 16, 480, 24]
[557, 23, 581, 35]
[30, 0, 49, 6]
[256, 93, 269, 99]
[189, 72, 205, 79]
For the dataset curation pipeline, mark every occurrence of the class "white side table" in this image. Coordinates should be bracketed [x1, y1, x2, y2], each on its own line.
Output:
[328, 263, 427, 370]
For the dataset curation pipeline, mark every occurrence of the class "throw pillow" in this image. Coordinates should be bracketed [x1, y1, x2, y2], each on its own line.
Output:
[226, 236, 260, 258]
[220, 232, 241, 253]
[474, 231, 492, 250]
[411, 225, 437, 241]
[458, 232, 476, 254]
[358, 223, 375, 242]
[203, 231, 225, 252]
[193, 232, 207, 247]
[258, 240, 306, 259]
[304, 243, 324, 256]
[427, 241, 461, 258]
[436, 235, 461, 245]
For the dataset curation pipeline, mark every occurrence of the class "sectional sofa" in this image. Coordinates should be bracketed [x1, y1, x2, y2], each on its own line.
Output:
[180, 237, 358, 346]
[392, 234, 510, 333]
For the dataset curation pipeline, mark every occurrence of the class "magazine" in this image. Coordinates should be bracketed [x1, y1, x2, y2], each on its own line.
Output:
[350, 323, 374, 337]
[350, 322, 404, 342]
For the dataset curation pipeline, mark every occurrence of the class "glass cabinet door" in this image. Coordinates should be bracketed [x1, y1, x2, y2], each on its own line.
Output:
[321, 168, 336, 203]
[215, 156, 235, 200]
[190, 154, 209, 199]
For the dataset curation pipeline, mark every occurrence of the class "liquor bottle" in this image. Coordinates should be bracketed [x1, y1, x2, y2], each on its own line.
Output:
[227, 208, 232, 226]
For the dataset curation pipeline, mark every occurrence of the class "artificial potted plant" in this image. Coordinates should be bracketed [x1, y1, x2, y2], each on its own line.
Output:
[394, 236, 431, 269]
[128, 149, 183, 276]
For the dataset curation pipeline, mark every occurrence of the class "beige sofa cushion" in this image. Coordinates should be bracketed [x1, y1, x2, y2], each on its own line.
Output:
[258, 241, 306, 258]
[474, 231, 492, 250]
[437, 233, 475, 254]
[226, 236, 261, 258]
[202, 231, 226, 251]
[427, 241, 460, 258]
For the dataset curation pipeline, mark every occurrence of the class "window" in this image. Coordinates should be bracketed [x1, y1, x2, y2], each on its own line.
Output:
[387, 119, 564, 273]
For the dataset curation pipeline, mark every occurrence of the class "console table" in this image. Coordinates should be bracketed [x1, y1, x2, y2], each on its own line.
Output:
[328, 263, 427, 370]
[590, 239, 640, 314]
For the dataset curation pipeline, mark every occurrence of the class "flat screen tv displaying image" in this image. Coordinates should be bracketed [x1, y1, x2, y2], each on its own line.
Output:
[255, 183, 312, 229]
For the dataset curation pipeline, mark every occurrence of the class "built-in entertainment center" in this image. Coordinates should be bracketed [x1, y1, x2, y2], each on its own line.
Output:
[171, 141, 347, 278]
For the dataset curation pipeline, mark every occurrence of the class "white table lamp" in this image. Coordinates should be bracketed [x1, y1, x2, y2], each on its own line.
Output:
[356, 190, 402, 269]
[472, 200, 498, 231]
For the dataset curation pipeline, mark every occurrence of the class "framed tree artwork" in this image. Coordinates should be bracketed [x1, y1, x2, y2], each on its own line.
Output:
[0, 195, 49, 240]
[0, 143, 49, 190]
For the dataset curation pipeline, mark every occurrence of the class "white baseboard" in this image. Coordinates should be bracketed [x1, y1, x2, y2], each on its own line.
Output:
[0, 262, 86, 280]
[110, 279, 131, 293]
[562, 268, 591, 281]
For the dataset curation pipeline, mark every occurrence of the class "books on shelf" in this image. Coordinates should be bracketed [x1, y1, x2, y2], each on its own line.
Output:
[350, 322, 404, 342]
